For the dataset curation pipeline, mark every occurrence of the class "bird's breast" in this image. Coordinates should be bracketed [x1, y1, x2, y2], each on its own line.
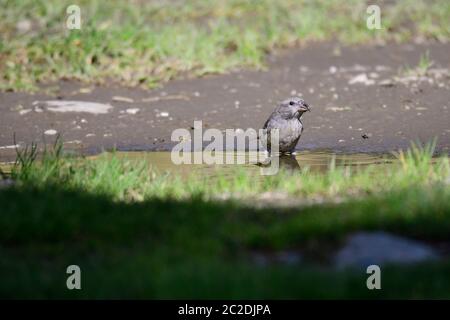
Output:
[280, 119, 303, 137]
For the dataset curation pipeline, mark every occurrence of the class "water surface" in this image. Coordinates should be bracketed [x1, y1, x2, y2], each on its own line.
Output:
[0, 151, 394, 177]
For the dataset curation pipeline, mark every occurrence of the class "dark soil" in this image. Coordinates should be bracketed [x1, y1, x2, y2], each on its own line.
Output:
[1, 41, 449, 161]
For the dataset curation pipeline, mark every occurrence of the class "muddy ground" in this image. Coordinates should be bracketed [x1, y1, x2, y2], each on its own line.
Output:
[1, 41, 449, 161]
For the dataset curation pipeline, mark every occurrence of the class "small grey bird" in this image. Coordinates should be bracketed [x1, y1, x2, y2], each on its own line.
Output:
[261, 97, 311, 154]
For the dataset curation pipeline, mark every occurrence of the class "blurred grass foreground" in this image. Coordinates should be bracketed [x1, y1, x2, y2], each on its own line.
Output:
[1, 0, 449, 91]
[1, 141, 450, 298]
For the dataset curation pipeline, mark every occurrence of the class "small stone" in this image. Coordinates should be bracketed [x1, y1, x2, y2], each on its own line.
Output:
[126, 108, 140, 115]
[0, 144, 19, 150]
[378, 79, 395, 87]
[112, 96, 134, 103]
[334, 232, 438, 269]
[33, 100, 112, 114]
[348, 73, 375, 86]
[65, 140, 82, 144]
[44, 129, 57, 135]
[19, 109, 32, 115]
[159, 112, 169, 117]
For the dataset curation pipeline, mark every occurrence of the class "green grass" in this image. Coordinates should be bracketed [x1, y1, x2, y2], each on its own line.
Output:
[1, 140, 450, 298]
[1, 0, 449, 91]
[401, 50, 435, 77]
[8, 139, 449, 203]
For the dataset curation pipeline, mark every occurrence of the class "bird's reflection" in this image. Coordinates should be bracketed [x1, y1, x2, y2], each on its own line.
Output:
[256, 154, 301, 172]
[278, 154, 301, 171]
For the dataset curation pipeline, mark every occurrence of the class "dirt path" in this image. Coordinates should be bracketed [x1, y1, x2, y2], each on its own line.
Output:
[1, 41, 449, 161]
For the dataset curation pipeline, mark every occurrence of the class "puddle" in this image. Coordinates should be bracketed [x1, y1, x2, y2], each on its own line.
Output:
[0, 150, 394, 178]
[87, 151, 394, 177]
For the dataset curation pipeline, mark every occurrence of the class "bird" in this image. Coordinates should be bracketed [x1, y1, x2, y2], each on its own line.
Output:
[260, 97, 311, 154]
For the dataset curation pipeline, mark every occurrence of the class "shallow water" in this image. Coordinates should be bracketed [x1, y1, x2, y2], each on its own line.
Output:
[88, 151, 394, 176]
[0, 151, 394, 177]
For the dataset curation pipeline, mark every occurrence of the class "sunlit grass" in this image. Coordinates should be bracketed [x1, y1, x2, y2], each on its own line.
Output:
[1, 0, 449, 91]
[7, 139, 449, 204]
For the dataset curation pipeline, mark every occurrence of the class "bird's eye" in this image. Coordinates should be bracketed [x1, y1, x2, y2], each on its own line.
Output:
[289, 101, 295, 105]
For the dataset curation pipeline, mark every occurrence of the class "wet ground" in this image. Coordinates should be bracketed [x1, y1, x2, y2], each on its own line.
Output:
[1, 41, 449, 162]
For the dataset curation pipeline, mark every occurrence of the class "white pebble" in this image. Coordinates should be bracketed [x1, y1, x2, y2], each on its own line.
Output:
[126, 108, 140, 115]
[44, 129, 57, 135]
[19, 109, 32, 115]
[112, 96, 134, 103]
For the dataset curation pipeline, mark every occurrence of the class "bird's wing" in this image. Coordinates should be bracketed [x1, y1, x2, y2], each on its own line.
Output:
[263, 112, 278, 130]
[263, 117, 270, 130]
[260, 114, 280, 151]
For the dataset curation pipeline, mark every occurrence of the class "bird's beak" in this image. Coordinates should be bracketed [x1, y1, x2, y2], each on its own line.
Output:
[300, 103, 311, 112]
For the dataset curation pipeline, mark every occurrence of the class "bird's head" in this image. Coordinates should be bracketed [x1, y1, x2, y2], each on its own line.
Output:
[279, 97, 311, 119]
